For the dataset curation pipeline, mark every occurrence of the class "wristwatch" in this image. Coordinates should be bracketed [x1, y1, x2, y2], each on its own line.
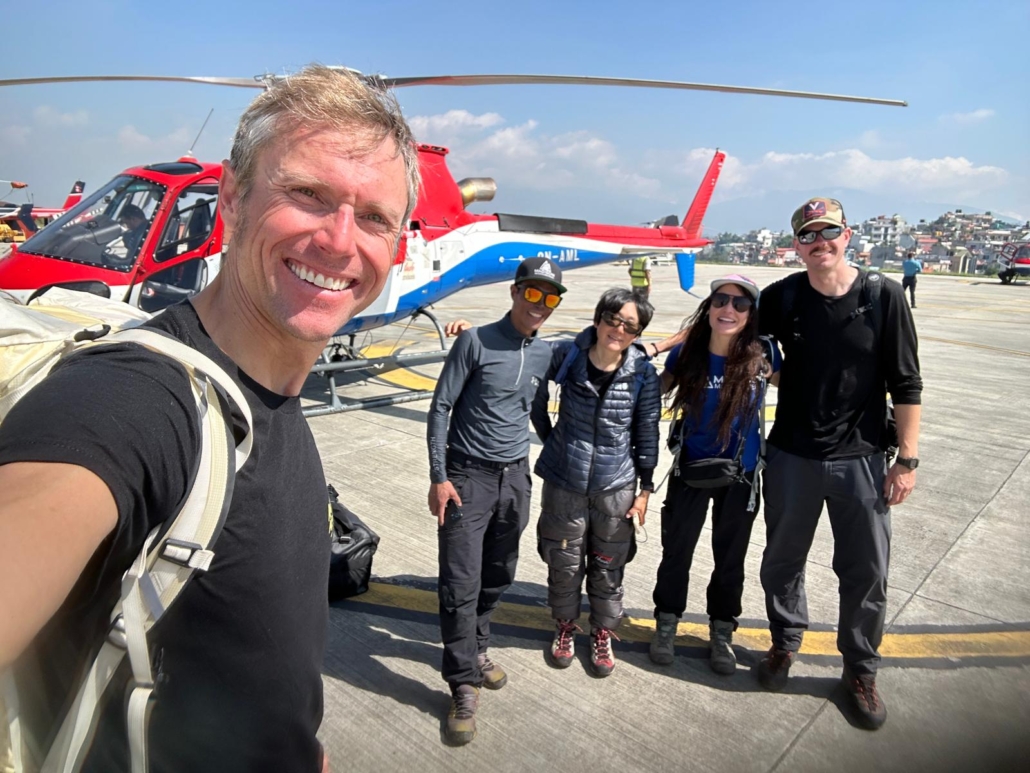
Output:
[896, 457, 919, 470]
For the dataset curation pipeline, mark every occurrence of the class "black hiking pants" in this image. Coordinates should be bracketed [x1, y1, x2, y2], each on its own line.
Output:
[760, 445, 891, 676]
[902, 275, 916, 306]
[438, 453, 530, 687]
[651, 471, 759, 627]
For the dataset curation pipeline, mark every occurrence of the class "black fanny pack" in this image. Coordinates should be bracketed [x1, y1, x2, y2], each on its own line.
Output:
[679, 456, 746, 488]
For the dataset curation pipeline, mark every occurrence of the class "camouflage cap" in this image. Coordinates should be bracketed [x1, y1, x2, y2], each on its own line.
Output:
[791, 197, 847, 235]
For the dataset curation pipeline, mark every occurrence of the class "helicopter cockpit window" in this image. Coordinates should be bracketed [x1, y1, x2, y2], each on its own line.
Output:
[154, 183, 218, 263]
[18, 175, 166, 272]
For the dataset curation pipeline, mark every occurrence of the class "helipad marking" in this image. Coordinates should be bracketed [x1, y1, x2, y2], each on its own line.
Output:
[346, 582, 1030, 661]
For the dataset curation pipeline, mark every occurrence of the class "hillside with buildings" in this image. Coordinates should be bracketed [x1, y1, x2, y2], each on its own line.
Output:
[703, 210, 1030, 276]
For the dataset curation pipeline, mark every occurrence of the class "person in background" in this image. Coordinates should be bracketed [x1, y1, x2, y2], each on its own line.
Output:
[628, 254, 652, 297]
[902, 251, 922, 308]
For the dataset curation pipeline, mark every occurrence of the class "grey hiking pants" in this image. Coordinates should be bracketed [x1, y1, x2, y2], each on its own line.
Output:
[760, 445, 891, 676]
[537, 480, 636, 631]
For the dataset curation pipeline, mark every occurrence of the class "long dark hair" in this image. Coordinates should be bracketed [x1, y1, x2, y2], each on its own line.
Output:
[669, 289, 764, 451]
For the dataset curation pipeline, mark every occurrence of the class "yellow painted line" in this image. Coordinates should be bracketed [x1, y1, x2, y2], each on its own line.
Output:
[359, 341, 439, 392]
[348, 582, 1030, 660]
[921, 336, 1030, 359]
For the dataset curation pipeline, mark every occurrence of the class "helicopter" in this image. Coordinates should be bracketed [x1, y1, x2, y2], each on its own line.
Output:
[0, 70, 906, 413]
[0, 180, 85, 242]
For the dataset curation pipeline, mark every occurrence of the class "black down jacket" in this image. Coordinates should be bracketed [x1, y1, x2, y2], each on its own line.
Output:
[531, 326, 661, 496]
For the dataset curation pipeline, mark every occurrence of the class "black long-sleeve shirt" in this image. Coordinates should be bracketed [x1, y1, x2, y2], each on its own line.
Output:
[758, 270, 922, 460]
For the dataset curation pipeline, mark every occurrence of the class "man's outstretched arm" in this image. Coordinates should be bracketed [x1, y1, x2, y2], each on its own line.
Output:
[0, 462, 117, 669]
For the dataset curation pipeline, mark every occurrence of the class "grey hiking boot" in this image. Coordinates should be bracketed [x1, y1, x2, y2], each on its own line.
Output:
[842, 667, 887, 730]
[477, 652, 507, 690]
[590, 627, 619, 677]
[708, 620, 737, 675]
[445, 684, 479, 745]
[757, 647, 795, 691]
[548, 619, 581, 669]
[649, 612, 678, 665]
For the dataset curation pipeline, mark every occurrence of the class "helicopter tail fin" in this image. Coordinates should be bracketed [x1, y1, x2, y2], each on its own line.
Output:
[61, 181, 85, 210]
[682, 150, 725, 240]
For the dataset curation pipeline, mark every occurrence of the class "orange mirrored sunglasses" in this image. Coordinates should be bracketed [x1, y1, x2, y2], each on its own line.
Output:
[522, 286, 563, 309]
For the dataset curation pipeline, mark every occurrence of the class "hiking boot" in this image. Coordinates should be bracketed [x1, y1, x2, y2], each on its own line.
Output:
[708, 620, 737, 676]
[842, 668, 887, 730]
[649, 612, 678, 665]
[548, 619, 581, 669]
[590, 627, 619, 678]
[757, 647, 795, 691]
[477, 652, 507, 690]
[445, 684, 479, 745]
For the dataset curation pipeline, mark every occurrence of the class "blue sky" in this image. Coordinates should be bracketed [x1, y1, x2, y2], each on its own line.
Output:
[2, 0, 1027, 233]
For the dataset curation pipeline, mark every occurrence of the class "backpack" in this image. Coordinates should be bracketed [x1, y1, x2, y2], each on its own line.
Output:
[0, 288, 254, 773]
[553, 341, 647, 400]
[328, 484, 380, 600]
[778, 270, 899, 458]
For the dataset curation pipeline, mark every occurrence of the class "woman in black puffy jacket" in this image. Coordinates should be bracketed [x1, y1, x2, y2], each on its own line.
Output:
[530, 287, 661, 678]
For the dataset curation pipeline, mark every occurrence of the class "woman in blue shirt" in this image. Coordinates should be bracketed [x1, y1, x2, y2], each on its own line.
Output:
[648, 274, 780, 675]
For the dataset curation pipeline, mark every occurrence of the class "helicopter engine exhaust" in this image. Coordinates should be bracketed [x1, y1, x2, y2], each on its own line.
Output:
[456, 177, 497, 208]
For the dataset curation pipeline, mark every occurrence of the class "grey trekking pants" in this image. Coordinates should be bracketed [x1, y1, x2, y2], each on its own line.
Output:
[759, 445, 891, 676]
[537, 480, 636, 631]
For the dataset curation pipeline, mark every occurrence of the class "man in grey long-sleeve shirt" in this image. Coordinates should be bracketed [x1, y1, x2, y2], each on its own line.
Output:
[426, 257, 565, 746]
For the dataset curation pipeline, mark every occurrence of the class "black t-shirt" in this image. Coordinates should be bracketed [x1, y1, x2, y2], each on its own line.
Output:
[758, 271, 922, 460]
[0, 302, 330, 772]
[585, 355, 618, 400]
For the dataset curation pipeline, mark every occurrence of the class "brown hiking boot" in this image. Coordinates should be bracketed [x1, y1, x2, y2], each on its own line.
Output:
[477, 652, 507, 690]
[445, 684, 479, 745]
[548, 619, 581, 669]
[843, 668, 887, 730]
[757, 647, 795, 691]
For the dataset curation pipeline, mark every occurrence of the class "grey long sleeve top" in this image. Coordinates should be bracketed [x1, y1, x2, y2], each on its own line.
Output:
[427, 313, 553, 484]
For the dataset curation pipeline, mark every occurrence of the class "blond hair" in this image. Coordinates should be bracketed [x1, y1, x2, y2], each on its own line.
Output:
[229, 65, 420, 224]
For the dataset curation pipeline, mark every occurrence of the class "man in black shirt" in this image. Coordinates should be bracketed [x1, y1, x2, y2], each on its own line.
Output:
[427, 257, 564, 745]
[755, 198, 922, 731]
[0, 65, 419, 772]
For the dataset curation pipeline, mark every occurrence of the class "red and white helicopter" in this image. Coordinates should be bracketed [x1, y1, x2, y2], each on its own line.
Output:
[0, 180, 85, 242]
[0, 70, 905, 412]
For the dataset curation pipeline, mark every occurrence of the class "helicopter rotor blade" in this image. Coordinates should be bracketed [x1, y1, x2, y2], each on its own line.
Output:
[0, 75, 266, 89]
[379, 73, 907, 107]
[0, 71, 907, 107]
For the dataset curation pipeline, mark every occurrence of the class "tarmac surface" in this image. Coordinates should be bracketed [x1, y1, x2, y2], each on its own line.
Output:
[304, 263, 1030, 773]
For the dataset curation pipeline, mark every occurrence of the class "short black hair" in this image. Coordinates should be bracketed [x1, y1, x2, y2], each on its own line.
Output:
[593, 287, 654, 331]
[120, 204, 146, 222]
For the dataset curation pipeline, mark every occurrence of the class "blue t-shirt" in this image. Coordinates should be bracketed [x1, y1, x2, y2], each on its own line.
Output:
[663, 344, 781, 472]
[902, 258, 922, 277]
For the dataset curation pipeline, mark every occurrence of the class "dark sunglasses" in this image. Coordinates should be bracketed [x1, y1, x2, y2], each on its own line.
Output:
[521, 285, 563, 309]
[796, 225, 844, 244]
[711, 292, 754, 313]
[600, 310, 643, 336]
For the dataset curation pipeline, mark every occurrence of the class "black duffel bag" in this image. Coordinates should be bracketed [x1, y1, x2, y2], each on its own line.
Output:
[328, 484, 380, 600]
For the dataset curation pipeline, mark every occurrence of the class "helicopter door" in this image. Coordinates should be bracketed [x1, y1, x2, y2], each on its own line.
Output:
[127, 180, 220, 311]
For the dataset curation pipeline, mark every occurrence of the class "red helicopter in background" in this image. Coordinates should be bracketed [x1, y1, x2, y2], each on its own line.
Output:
[0, 180, 85, 242]
[0, 69, 906, 413]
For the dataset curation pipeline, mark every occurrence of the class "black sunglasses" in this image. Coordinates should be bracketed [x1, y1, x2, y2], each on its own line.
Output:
[600, 310, 643, 336]
[711, 292, 754, 313]
[796, 225, 844, 244]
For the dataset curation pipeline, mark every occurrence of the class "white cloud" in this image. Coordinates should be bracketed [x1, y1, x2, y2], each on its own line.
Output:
[672, 147, 1008, 201]
[1, 125, 32, 144]
[116, 124, 194, 152]
[33, 106, 89, 127]
[940, 108, 995, 124]
[409, 109, 503, 139]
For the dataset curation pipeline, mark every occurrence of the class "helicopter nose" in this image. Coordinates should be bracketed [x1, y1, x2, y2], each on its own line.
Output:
[313, 205, 357, 257]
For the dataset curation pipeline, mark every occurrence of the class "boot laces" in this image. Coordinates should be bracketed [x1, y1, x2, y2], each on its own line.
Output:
[450, 688, 478, 720]
[852, 674, 880, 711]
[555, 620, 582, 654]
[592, 628, 620, 661]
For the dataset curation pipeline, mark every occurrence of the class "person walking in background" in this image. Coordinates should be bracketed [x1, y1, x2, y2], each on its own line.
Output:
[902, 251, 922, 308]
[628, 254, 652, 297]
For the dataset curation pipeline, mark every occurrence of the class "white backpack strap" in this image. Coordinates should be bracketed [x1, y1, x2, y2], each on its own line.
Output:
[747, 376, 768, 513]
[37, 332, 244, 773]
